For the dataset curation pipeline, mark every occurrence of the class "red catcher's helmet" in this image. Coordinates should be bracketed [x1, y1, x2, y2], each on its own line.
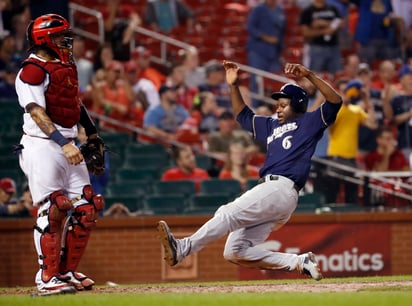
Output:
[27, 14, 73, 64]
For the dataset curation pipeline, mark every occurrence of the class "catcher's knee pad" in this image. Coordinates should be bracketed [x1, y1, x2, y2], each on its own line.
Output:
[35, 190, 73, 283]
[59, 185, 103, 275]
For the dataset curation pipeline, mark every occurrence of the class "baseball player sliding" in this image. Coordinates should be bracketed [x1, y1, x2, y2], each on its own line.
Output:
[15, 14, 105, 295]
[158, 61, 342, 280]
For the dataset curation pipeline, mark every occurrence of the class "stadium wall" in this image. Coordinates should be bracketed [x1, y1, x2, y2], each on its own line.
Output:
[1, 212, 412, 287]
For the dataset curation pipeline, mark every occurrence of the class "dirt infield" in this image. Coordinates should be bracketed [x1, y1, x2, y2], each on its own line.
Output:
[3, 280, 412, 295]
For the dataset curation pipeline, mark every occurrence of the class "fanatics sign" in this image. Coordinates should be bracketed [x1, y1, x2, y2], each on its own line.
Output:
[239, 223, 391, 279]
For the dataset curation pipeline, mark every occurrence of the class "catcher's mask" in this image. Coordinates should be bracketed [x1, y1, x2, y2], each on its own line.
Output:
[27, 14, 74, 64]
[271, 83, 308, 114]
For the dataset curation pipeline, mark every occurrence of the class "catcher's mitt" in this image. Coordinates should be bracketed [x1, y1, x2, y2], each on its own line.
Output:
[80, 137, 105, 176]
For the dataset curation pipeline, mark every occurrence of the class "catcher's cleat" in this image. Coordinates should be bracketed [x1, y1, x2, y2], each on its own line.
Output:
[63, 271, 95, 291]
[33, 285, 77, 297]
[157, 220, 179, 266]
[299, 252, 323, 281]
[35, 275, 76, 295]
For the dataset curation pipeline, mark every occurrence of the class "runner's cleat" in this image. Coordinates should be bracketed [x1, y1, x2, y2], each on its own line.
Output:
[300, 252, 323, 281]
[157, 220, 179, 266]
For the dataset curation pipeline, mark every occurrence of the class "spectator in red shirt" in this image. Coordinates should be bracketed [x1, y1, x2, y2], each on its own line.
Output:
[364, 126, 410, 172]
[364, 126, 410, 207]
[161, 145, 210, 191]
[219, 140, 260, 191]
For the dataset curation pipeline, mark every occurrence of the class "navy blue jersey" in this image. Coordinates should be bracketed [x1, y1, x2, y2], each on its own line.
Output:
[237, 101, 341, 189]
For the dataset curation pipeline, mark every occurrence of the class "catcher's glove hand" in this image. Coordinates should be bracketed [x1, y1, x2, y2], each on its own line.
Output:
[80, 137, 105, 176]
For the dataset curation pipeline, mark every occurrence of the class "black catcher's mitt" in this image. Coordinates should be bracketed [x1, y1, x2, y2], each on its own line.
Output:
[80, 137, 105, 176]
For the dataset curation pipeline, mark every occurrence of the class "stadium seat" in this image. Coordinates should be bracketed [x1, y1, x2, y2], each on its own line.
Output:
[105, 181, 150, 198]
[123, 155, 170, 170]
[124, 143, 168, 158]
[0, 156, 20, 170]
[152, 180, 197, 198]
[115, 168, 161, 183]
[245, 179, 259, 190]
[195, 155, 213, 170]
[184, 193, 231, 215]
[143, 194, 187, 215]
[200, 179, 242, 199]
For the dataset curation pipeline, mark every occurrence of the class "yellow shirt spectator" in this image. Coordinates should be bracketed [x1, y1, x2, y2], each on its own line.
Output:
[328, 104, 368, 159]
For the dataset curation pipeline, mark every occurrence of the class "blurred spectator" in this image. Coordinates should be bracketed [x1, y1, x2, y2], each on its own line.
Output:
[93, 42, 114, 72]
[299, 0, 343, 74]
[355, 63, 385, 153]
[364, 126, 410, 207]
[392, 0, 412, 32]
[144, 0, 198, 33]
[103, 202, 136, 217]
[143, 84, 190, 141]
[77, 126, 110, 196]
[351, 0, 402, 65]
[206, 110, 258, 161]
[390, 64, 412, 164]
[83, 68, 106, 110]
[0, 177, 29, 217]
[323, 77, 377, 204]
[123, 59, 159, 112]
[73, 36, 94, 93]
[219, 140, 260, 191]
[190, 91, 221, 134]
[364, 126, 410, 172]
[402, 25, 412, 63]
[132, 46, 166, 90]
[0, 60, 18, 98]
[2, 1, 27, 35]
[198, 60, 232, 109]
[18, 183, 36, 217]
[102, 0, 141, 61]
[0, 34, 21, 80]
[10, 11, 29, 60]
[370, 60, 401, 95]
[336, 53, 360, 80]
[92, 60, 140, 131]
[178, 47, 206, 88]
[161, 145, 210, 191]
[246, 0, 286, 107]
[165, 61, 198, 110]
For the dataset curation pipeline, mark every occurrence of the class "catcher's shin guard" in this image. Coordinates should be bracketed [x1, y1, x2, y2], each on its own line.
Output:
[34, 191, 73, 284]
[59, 185, 104, 290]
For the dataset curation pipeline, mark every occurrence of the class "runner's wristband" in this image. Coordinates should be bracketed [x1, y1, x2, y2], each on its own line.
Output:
[50, 130, 70, 147]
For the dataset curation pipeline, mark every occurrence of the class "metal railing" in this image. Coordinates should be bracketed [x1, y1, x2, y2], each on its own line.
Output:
[312, 156, 412, 207]
[68, 2, 105, 44]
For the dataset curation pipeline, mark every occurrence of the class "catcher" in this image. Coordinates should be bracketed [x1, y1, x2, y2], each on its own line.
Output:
[15, 14, 105, 295]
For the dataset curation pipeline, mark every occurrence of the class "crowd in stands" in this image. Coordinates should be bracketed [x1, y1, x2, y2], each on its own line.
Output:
[2, 0, 412, 217]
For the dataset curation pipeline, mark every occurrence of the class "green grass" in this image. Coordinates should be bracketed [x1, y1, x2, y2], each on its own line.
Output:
[1, 276, 411, 306]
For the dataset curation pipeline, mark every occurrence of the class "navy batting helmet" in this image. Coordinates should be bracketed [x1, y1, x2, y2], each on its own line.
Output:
[271, 83, 308, 114]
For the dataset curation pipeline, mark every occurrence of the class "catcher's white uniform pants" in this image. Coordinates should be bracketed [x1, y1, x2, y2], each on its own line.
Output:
[178, 175, 301, 270]
[19, 134, 90, 204]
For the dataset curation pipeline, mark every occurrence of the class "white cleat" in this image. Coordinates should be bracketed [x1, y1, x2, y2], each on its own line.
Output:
[300, 252, 323, 281]
[35, 275, 76, 296]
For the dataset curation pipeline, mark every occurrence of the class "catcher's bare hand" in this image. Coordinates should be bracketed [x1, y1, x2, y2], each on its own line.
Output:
[284, 63, 311, 78]
[223, 60, 239, 85]
[62, 143, 84, 165]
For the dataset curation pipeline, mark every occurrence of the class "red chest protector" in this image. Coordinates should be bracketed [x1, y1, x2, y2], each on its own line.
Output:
[21, 57, 81, 128]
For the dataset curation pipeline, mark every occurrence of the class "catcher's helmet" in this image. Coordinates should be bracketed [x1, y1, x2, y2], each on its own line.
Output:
[27, 14, 73, 64]
[271, 83, 308, 114]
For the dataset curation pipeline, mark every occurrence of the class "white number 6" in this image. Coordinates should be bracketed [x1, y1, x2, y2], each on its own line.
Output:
[282, 136, 292, 149]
